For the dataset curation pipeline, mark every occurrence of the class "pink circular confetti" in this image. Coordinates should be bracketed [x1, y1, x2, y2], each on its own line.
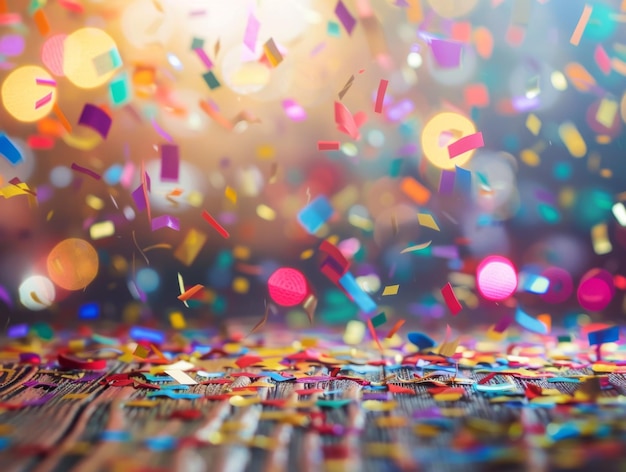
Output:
[540, 266, 573, 304]
[41, 34, 67, 77]
[267, 267, 308, 307]
[577, 268, 614, 312]
[476, 255, 518, 301]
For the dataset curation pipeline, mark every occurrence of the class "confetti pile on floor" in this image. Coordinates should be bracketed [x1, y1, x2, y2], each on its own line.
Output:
[0, 324, 625, 472]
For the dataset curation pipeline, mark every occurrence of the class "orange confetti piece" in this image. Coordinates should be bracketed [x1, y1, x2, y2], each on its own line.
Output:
[400, 177, 431, 205]
[473, 27, 493, 59]
[0, 0, 7, 14]
[405, 0, 423, 23]
[33, 9, 50, 36]
[570, 4, 592, 46]
[199, 100, 233, 130]
[564, 62, 596, 91]
[366, 318, 383, 352]
[37, 118, 66, 137]
[385, 319, 406, 339]
[53, 104, 72, 133]
[177, 284, 204, 301]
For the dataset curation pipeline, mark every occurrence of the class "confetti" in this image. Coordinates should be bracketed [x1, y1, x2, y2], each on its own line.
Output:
[382, 285, 399, 296]
[448, 132, 484, 159]
[374, 79, 388, 113]
[441, 282, 462, 315]
[0, 133, 22, 165]
[297, 196, 334, 234]
[334, 0, 356, 35]
[78, 104, 112, 139]
[201, 210, 230, 238]
[570, 4, 592, 46]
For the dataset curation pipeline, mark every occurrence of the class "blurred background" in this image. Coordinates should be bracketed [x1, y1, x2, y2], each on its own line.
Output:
[1, 0, 626, 333]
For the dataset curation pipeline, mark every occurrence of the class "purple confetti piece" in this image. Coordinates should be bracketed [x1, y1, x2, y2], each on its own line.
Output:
[431, 245, 459, 259]
[132, 184, 147, 211]
[429, 38, 463, 68]
[361, 393, 390, 401]
[151, 215, 180, 231]
[438, 169, 455, 195]
[335, 0, 356, 35]
[493, 315, 514, 333]
[386, 99, 414, 122]
[243, 11, 260, 52]
[22, 392, 56, 406]
[71, 163, 101, 180]
[8, 323, 28, 338]
[0, 34, 25, 56]
[295, 376, 333, 383]
[511, 95, 540, 112]
[19, 353, 40, 363]
[160, 144, 179, 182]
[78, 104, 112, 139]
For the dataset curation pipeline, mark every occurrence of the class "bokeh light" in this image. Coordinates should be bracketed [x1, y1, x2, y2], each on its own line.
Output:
[1, 65, 57, 122]
[47, 239, 99, 291]
[476, 255, 518, 301]
[19, 275, 55, 311]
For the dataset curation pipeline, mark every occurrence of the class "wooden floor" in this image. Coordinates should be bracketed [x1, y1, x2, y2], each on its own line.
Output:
[0, 329, 624, 472]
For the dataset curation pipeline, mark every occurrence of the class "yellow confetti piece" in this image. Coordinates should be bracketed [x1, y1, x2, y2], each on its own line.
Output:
[365, 442, 404, 459]
[300, 248, 314, 260]
[248, 435, 278, 450]
[232, 277, 250, 294]
[596, 98, 618, 128]
[558, 122, 586, 157]
[256, 204, 276, 221]
[68, 339, 86, 352]
[520, 149, 540, 167]
[124, 400, 157, 408]
[433, 392, 464, 402]
[413, 423, 440, 437]
[174, 228, 208, 267]
[362, 400, 398, 412]
[229, 396, 261, 407]
[232, 245, 251, 260]
[248, 381, 275, 388]
[382, 284, 399, 296]
[85, 194, 104, 210]
[591, 223, 612, 255]
[225, 186, 237, 204]
[63, 393, 90, 400]
[133, 344, 150, 359]
[375, 416, 408, 428]
[169, 311, 186, 330]
[256, 144, 275, 160]
[417, 213, 440, 231]
[187, 190, 203, 207]
[89, 220, 115, 240]
[525, 114, 541, 135]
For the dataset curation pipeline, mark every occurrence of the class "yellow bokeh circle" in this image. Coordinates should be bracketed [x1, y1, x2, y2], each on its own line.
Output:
[1, 65, 57, 122]
[426, 0, 479, 19]
[63, 28, 120, 89]
[47, 238, 99, 291]
[421, 112, 477, 170]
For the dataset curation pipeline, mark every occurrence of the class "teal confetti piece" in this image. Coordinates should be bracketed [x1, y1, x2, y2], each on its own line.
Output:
[191, 37, 205, 50]
[370, 312, 387, 328]
[316, 399, 352, 408]
[202, 71, 221, 90]
[327, 21, 341, 37]
[109, 73, 131, 107]
[389, 158, 403, 177]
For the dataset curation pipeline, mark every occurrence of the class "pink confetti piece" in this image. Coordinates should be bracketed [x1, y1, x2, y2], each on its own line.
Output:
[335, 0, 356, 35]
[493, 315, 513, 333]
[151, 215, 180, 231]
[374, 79, 388, 113]
[194, 48, 213, 69]
[71, 163, 101, 180]
[160, 144, 179, 182]
[35, 92, 52, 109]
[243, 11, 260, 52]
[594, 45, 611, 75]
[35, 78, 56, 86]
[282, 99, 307, 122]
[334, 101, 360, 140]
[202, 209, 230, 238]
[448, 132, 484, 159]
[318, 141, 340, 151]
[441, 282, 462, 315]
[151, 119, 174, 143]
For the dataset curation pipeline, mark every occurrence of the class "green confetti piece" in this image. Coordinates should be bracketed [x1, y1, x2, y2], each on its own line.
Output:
[202, 71, 221, 90]
[31, 322, 54, 341]
[191, 37, 205, 50]
[370, 312, 387, 328]
[316, 399, 352, 408]
[389, 158, 403, 178]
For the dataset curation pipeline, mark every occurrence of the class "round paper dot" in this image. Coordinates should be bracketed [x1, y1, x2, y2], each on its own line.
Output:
[19, 275, 55, 311]
[267, 267, 308, 307]
[476, 255, 518, 301]
[63, 28, 120, 89]
[421, 112, 477, 170]
[1, 65, 57, 122]
[47, 238, 99, 291]
[41, 34, 67, 76]
[577, 268, 614, 312]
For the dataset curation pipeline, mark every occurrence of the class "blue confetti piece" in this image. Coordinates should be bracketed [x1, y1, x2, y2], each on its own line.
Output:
[338, 272, 377, 313]
[520, 274, 550, 294]
[160, 384, 189, 391]
[515, 308, 548, 335]
[78, 302, 100, 320]
[142, 374, 174, 383]
[547, 423, 580, 441]
[7, 324, 28, 338]
[129, 326, 165, 344]
[407, 332, 435, 350]
[0, 437, 10, 451]
[146, 390, 202, 400]
[258, 371, 295, 382]
[0, 133, 23, 165]
[144, 436, 177, 451]
[588, 326, 619, 346]
[546, 377, 580, 383]
[455, 166, 471, 194]
[101, 430, 131, 442]
[297, 196, 334, 234]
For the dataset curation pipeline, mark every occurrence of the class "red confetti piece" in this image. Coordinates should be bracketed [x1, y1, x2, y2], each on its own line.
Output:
[201, 209, 230, 238]
[235, 355, 264, 369]
[317, 141, 340, 151]
[177, 284, 204, 301]
[366, 317, 383, 352]
[374, 79, 388, 113]
[385, 319, 406, 339]
[441, 282, 462, 315]
[387, 383, 416, 395]
[71, 163, 101, 180]
[27, 135, 55, 150]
